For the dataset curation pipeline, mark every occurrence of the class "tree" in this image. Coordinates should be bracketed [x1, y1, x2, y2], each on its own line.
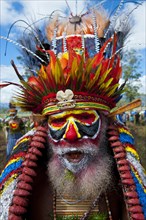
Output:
[121, 49, 142, 102]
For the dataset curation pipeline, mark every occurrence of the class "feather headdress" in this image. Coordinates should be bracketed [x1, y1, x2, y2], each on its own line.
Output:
[11, 5, 131, 116]
[0, 3, 146, 220]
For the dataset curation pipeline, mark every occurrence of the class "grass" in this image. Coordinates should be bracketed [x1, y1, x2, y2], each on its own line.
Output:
[126, 122, 146, 169]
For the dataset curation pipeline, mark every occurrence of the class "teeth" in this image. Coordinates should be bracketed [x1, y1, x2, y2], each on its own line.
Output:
[55, 147, 97, 156]
[56, 148, 80, 155]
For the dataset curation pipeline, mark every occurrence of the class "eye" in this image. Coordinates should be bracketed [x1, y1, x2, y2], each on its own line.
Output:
[50, 118, 66, 127]
[80, 113, 90, 120]
[75, 113, 96, 125]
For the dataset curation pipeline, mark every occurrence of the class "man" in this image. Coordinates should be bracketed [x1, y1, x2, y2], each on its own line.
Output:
[3, 105, 25, 160]
[0, 4, 146, 220]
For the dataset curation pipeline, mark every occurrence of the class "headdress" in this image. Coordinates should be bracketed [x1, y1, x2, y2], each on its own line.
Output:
[0, 2, 146, 220]
[11, 6, 130, 116]
[8, 101, 17, 116]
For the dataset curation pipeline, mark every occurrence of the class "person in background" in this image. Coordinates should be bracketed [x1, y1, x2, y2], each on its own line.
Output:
[4, 103, 25, 160]
[129, 113, 134, 123]
[0, 3, 146, 220]
[134, 111, 140, 125]
[144, 110, 146, 125]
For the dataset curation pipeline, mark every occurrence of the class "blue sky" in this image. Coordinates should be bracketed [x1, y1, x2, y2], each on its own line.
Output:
[0, 0, 146, 103]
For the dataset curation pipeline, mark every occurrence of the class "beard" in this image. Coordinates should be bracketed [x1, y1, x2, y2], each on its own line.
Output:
[47, 115, 114, 200]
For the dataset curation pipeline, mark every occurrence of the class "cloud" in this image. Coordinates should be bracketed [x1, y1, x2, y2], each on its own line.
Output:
[0, 85, 17, 103]
[0, 65, 23, 103]
[1, 1, 145, 50]
[139, 75, 146, 94]
[0, 65, 18, 81]
[0, 0, 85, 26]
[0, 1, 23, 25]
[124, 2, 146, 50]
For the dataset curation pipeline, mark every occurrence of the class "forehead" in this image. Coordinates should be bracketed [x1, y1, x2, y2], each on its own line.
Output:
[49, 109, 98, 119]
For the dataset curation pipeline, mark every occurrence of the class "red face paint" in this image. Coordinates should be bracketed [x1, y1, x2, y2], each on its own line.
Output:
[48, 110, 100, 142]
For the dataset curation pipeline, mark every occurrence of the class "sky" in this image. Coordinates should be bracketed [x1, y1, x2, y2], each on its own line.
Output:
[0, 0, 146, 104]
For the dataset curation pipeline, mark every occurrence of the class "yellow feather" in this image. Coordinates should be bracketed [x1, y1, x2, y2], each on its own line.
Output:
[106, 84, 119, 96]
[98, 68, 112, 86]
[50, 57, 55, 74]
[54, 61, 61, 84]
[39, 65, 47, 79]
[71, 58, 78, 77]
[86, 57, 97, 74]
[99, 83, 106, 90]
[87, 64, 102, 89]
[104, 78, 113, 88]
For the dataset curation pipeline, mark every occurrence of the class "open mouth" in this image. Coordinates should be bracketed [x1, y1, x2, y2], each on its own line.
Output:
[56, 147, 96, 173]
[63, 151, 84, 163]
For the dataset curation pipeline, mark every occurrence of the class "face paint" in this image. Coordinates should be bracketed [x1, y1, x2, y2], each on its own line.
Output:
[47, 110, 103, 173]
[48, 113, 112, 198]
[48, 110, 100, 141]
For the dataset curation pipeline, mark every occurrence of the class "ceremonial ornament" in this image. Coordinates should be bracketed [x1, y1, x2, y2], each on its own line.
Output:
[0, 1, 146, 220]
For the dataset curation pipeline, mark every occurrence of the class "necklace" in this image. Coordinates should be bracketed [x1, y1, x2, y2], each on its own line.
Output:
[53, 191, 113, 220]
[58, 191, 86, 205]
[105, 194, 112, 220]
[61, 196, 85, 205]
[80, 195, 100, 220]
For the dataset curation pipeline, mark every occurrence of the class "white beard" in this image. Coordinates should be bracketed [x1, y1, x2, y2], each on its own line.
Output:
[48, 150, 113, 200]
[47, 115, 114, 200]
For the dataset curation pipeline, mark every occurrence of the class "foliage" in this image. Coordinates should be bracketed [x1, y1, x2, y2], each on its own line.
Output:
[0, 108, 8, 114]
[122, 49, 142, 102]
[48, 213, 107, 220]
[0, 122, 3, 130]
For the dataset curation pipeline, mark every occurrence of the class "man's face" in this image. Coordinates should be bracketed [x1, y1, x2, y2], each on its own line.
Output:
[48, 110, 101, 172]
[47, 109, 113, 198]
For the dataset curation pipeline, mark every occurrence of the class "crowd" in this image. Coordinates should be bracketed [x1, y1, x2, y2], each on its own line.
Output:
[117, 110, 146, 126]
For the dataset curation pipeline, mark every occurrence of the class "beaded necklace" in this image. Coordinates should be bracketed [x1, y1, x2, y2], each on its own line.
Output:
[53, 191, 113, 220]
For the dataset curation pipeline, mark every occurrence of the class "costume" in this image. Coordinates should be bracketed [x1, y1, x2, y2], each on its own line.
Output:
[0, 2, 146, 220]
[4, 107, 25, 160]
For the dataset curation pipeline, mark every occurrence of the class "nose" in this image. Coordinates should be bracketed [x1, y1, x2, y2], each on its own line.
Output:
[63, 120, 81, 142]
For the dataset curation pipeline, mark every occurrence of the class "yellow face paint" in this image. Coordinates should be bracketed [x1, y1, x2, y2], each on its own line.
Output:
[48, 109, 99, 130]
[48, 110, 100, 141]
[63, 116, 81, 139]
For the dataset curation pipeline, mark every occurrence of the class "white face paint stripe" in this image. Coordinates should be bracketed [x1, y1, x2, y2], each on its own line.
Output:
[53, 147, 98, 155]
